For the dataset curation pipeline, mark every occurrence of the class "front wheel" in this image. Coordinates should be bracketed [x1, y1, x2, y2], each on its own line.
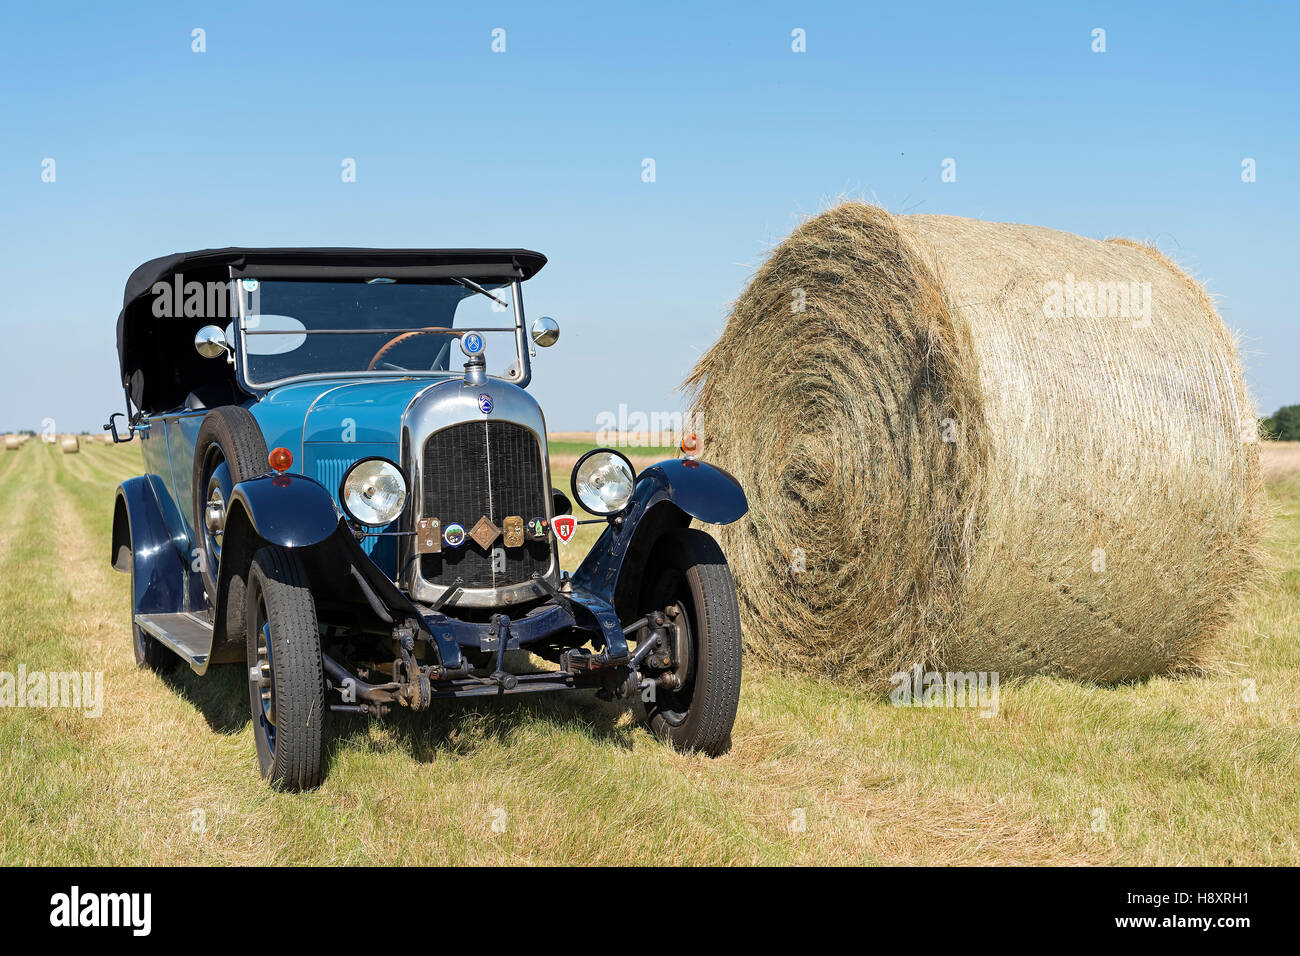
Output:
[638, 528, 742, 756]
[245, 545, 325, 790]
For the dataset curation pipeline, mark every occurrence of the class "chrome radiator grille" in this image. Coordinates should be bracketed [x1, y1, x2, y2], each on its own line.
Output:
[419, 421, 551, 589]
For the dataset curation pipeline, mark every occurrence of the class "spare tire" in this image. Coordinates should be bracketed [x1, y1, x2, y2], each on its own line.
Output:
[193, 407, 270, 643]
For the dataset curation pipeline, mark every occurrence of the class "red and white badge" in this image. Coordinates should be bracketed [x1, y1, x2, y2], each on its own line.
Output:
[552, 515, 577, 543]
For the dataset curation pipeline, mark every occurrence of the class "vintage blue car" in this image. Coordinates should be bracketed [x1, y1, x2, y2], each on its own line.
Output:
[106, 248, 747, 789]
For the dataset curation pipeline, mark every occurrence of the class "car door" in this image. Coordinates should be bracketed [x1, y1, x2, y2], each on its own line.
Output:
[165, 409, 206, 550]
[137, 412, 193, 569]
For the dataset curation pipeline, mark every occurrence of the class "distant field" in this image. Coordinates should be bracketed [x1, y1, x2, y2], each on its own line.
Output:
[1262, 441, 1300, 481]
[546, 436, 678, 472]
[0, 438, 1296, 865]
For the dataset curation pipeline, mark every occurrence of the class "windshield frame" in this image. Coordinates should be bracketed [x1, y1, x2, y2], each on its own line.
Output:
[227, 269, 534, 393]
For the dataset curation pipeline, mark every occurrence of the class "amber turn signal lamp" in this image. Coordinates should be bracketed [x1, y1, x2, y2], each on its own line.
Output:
[680, 433, 701, 457]
[269, 447, 294, 473]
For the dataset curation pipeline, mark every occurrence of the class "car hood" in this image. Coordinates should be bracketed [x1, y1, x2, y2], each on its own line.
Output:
[250, 378, 444, 452]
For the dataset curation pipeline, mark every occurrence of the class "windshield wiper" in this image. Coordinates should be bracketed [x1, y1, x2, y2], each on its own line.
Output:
[451, 276, 510, 309]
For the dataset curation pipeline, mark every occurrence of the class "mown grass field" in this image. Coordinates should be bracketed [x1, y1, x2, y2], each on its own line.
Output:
[0, 438, 1296, 865]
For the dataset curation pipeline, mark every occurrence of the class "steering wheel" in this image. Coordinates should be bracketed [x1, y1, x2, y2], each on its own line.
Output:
[366, 328, 462, 371]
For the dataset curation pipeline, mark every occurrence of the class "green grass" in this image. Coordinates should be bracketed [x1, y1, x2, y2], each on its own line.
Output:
[547, 440, 677, 461]
[0, 440, 1296, 864]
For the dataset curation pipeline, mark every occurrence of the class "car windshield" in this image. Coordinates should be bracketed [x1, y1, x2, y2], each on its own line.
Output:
[234, 278, 518, 386]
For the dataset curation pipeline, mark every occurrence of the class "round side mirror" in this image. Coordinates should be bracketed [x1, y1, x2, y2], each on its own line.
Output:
[530, 316, 560, 348]
[194, 325, 229, 359]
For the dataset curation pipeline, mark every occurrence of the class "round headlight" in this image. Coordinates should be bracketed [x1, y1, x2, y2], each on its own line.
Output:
[340, 458, 408, 527]
[571, 448, 636, 516]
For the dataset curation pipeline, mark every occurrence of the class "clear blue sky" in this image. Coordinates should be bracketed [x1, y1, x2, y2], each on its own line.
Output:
[2, 0, 1295, 432]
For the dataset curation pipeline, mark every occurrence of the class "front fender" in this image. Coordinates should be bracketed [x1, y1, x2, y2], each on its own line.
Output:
[207, 473, 342, 666]
[112, 476, 189, 616]
[638, 458, 747, 525]
[572, 458, 747, 621]
[227, 473, 339, 548]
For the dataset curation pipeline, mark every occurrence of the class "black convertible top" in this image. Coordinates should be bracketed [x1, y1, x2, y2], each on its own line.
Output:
[120, 247, 547, 307]
[116, 247, 547, 414]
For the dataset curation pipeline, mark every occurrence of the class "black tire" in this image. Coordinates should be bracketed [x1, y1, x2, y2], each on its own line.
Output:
[193, 406, 268, 643]
[132, 619, 177, 672]
[245, 545, 325, 790]
[639, 528, 742, 756]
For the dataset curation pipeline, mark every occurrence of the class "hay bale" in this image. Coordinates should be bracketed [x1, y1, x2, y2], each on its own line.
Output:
[60, 435, 79, 454]
[4, 435, 19, 451]
[687, 203, 1263, 692]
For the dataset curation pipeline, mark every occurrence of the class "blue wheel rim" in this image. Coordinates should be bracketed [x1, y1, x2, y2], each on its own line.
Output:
[255, 612, 276, 756]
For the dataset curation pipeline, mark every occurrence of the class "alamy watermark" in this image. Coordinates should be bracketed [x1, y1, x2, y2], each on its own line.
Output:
[595, 404, 702, 448]
[889, 664, 999, 717]
[1043, 274, 1152, 326]
[49, 886, 150, 936]
[149, 273, 260, 319]
[0, 666, 103, 717]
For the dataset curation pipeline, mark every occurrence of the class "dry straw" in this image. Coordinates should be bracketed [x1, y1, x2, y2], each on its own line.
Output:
[60, 435, 80, 454]
[687, 203, 1264, 693]
[4, 435, 19, 451]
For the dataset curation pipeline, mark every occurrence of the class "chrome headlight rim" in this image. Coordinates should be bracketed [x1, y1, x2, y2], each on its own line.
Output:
[339, 456, 409, 527]
[570, 447, 637, 517]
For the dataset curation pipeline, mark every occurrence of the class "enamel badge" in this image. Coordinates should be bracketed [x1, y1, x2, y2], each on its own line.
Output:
[552, 515, 576, 544]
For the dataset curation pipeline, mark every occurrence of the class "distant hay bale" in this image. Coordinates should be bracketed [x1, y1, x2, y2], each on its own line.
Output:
[4, 435, 19, 451]
[687, 203, 1264, 693]
[60, 435, 80, 454]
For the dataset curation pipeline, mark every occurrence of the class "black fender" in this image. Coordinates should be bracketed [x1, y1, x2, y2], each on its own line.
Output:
[227, 472, 339, 548]
[572, 458, 748, 622]
[111, 476, 190, 617]
[209, 473, 340, 659]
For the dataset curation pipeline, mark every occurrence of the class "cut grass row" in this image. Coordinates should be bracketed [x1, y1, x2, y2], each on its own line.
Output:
[0, 439, 1295, 864]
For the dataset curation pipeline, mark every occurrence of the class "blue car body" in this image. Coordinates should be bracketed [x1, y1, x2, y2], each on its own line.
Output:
[107, 248, 747, 719]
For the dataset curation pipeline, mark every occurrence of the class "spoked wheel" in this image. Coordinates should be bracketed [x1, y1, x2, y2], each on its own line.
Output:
[245, 545, 324, 791]
[638, 528, 742, 756]
[198, 453, 231, 582]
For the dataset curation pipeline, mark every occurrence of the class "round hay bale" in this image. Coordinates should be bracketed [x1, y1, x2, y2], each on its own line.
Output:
[687, 203, 1264, 692]
[4, 435, 19, 451]
[60, 435, 80, 454]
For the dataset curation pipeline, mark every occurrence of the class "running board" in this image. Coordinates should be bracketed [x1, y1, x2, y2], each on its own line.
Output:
[135, 612, 214, 672]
